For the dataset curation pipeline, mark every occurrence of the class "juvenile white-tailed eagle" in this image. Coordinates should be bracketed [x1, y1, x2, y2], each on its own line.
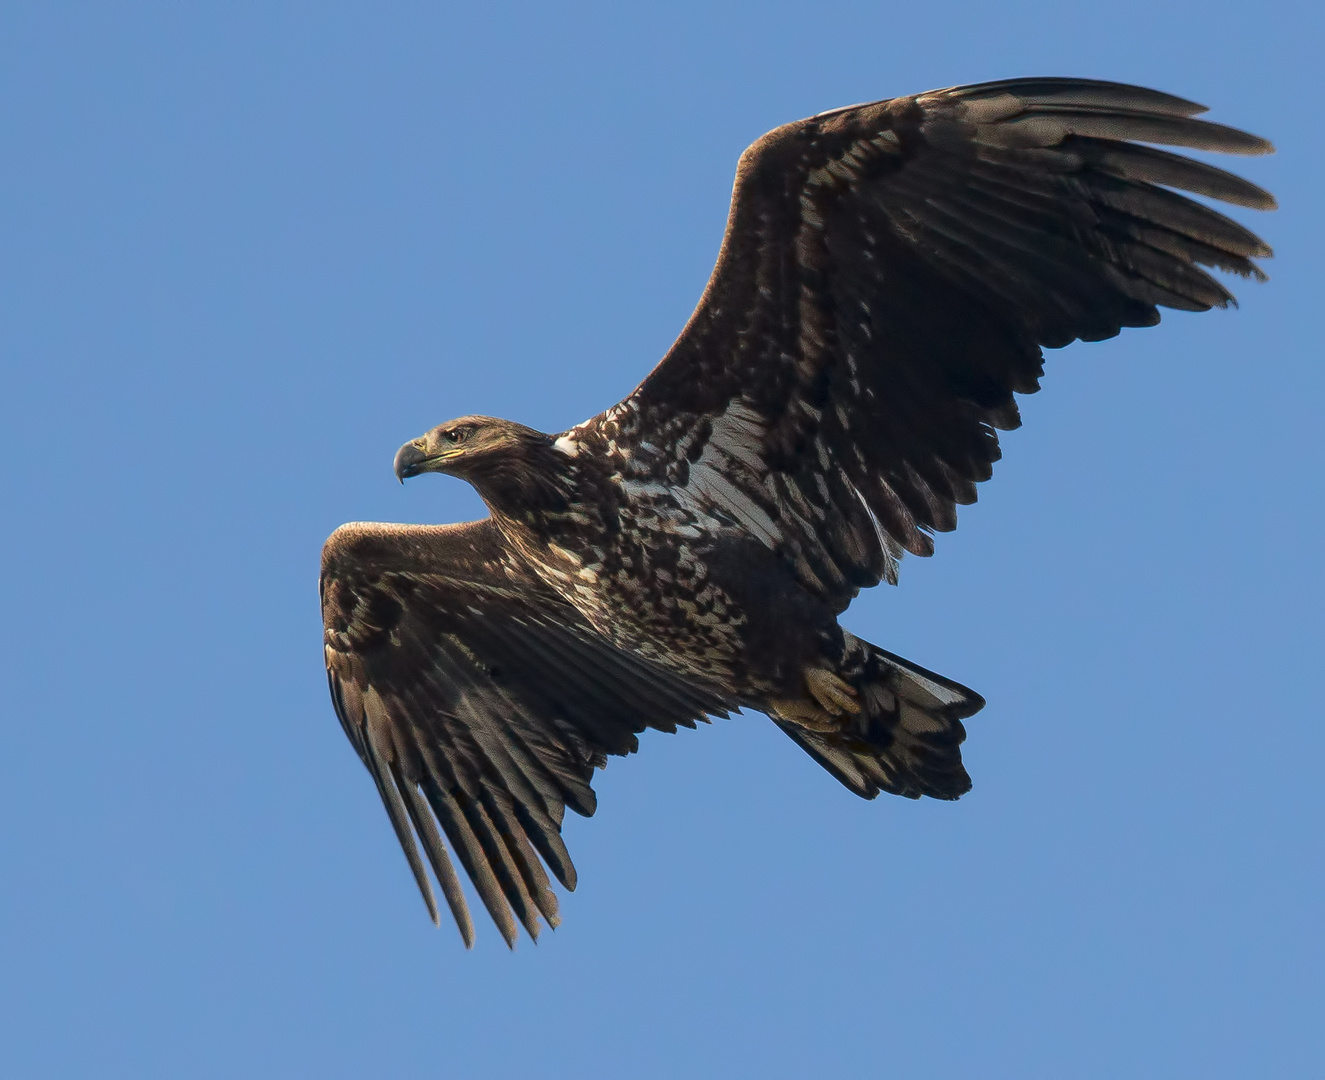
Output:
[321, 77, 1274, 947]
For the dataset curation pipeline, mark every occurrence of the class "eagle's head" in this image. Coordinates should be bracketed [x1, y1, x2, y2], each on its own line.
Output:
[394, 415, 568, 514]
[393, 415, 550, 481]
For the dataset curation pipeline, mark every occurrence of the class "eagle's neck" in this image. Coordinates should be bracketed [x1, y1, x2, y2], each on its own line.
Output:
[469, 438, 581, 525]
[478, 443, 618, 580]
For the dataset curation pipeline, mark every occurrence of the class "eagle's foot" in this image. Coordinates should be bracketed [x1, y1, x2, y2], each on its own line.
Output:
[805, 667, 861, 717]
[767, 695, 839, 732]
[767, 668, 861, 733]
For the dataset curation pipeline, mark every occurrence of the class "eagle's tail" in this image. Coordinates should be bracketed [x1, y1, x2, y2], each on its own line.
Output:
[773, 632, 984, 801]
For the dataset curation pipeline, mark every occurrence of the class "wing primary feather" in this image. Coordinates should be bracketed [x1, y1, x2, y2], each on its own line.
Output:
[1071, 137, 1277, 209]
[360, 711, 440, 926]
[513, 801, 578, 891]
[1086, 174, 1272, 258]
[456, 791, 544, 943]
[1124, 222, 1262, 280]
[975, 107, 1272, 155]
[480, 789, 562, 928]
[943, 77, 1208, 117]
[397, 770, 476, 947]
[418, 774, 520, 948]
[387, 681, 541, 943]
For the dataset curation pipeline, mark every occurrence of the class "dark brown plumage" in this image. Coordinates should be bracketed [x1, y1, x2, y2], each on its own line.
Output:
[321, 77, 1274, 946]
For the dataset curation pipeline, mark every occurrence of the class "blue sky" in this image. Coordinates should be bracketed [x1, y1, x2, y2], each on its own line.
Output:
[2, 2, 1320, 1077]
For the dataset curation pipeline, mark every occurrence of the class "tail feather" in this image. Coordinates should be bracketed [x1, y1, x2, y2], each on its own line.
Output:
[776, 633, 984, 801]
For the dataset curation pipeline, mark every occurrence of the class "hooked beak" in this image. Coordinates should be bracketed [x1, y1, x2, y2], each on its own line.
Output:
[393, 440, 429, 483]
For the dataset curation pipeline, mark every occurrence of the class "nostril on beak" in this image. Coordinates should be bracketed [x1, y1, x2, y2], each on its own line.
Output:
[393, 441, 428, 484]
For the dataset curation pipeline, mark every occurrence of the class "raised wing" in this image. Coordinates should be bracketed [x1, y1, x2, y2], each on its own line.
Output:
[587, 77, 1274, 610]
[321, 519, 733, 946]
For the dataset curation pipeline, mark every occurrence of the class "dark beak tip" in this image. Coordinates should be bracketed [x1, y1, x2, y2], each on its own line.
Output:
[393, 442, 428, 483]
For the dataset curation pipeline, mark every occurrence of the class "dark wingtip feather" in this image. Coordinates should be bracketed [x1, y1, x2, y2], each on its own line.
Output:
[1075, 138, 1278, 210]
[993, 110, 1273, 157]
[943, 76, 1208, 117]
[400, 776, 477, 947]
[359, 714, 441, 926]
[420, 777, 521, 948]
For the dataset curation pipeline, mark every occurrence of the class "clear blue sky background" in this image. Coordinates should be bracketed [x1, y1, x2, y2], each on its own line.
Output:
[2, 3, 1319, 1077]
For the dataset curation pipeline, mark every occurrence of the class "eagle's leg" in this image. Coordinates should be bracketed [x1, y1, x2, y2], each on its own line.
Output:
[766, 667, 860, 732]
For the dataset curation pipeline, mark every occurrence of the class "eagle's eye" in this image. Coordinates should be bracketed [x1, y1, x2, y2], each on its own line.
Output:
[443, 428, 465, 445]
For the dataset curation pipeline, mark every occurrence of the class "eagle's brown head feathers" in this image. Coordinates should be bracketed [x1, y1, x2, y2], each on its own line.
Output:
[394, 415, 570, 516]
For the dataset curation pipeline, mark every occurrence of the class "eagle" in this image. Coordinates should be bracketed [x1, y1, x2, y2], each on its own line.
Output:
[320, 77, 1274, 947]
